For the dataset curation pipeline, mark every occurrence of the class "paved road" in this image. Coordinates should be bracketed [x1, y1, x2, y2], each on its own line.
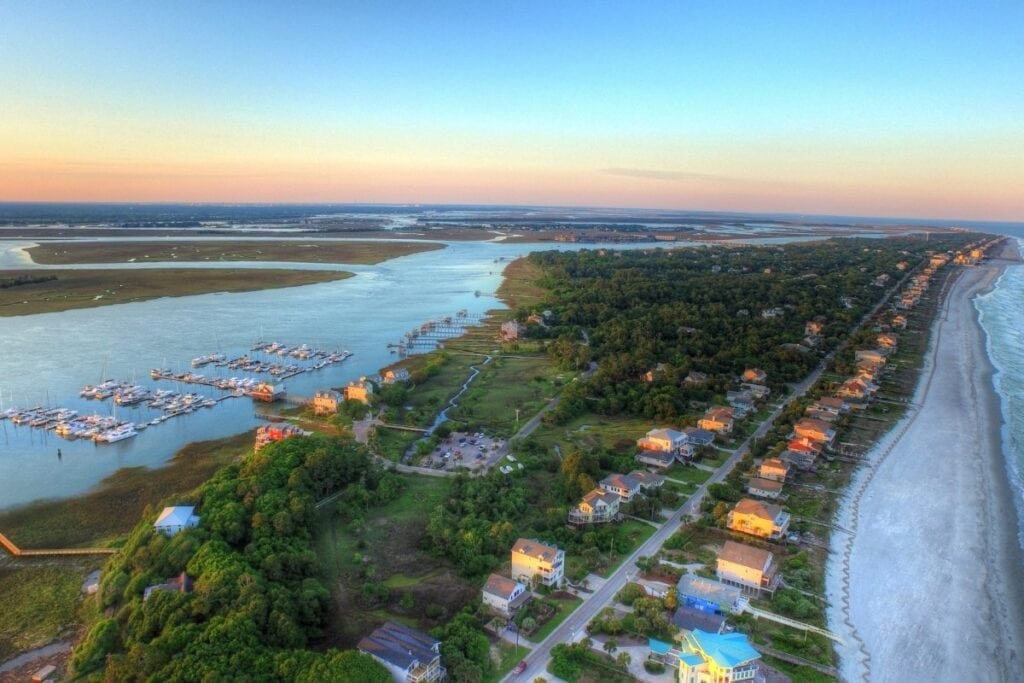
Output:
[505, 276, 908, 682]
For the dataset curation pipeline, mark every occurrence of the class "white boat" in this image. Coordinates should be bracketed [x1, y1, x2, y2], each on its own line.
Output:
[100, 425, 138, 443]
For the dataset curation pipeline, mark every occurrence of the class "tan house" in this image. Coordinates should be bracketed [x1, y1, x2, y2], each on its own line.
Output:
[716, 540, 778, 595]
[741, 368, 767, 383]
[877, 333, 898, 350]
[812, 397, 847, 416]
[746, 477, 783, 499]
[312, 389, 342, 416]
[568, 488, 620, 525]
[793, 418, 836, 447]
[727, 499, 791, 540]
[481, 574, 530, 617]
[856, 349, 887, 364]
[758, 458, 791, 482]
[382, 368, 411, 384]
[511, 538, 564, 587]
[600, 473, 642, 502]
[343, 378, 374, 405]
[699, 406, 734, 434]
[500, 320, 524, 342]
[637, 427, 687, 454]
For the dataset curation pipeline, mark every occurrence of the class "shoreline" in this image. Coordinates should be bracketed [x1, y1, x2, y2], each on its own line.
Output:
[826, 248, 1024, 681]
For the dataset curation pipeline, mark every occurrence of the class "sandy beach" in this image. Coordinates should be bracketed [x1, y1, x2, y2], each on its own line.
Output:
[827, 247, 1024, 682]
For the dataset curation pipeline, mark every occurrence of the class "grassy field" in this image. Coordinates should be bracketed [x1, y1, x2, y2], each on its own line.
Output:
[0, 431, 252, 549]
[371, 425, 422, 462]
[27, 240, 444, 265]
[483, 642, 531, 683]
[529, 413, 655, 455]
[316, 475, 478, 648]
[0, 563, 94, 662]
[445, 355, 567, 437]
[0, 267, 352, 316]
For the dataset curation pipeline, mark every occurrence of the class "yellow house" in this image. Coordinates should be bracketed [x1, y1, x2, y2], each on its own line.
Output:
[716, 540, 777, 595]
[758, 458, 790, 482]
[727, 499, 790, 540]
[793, 418, 836, 446]
[677, 629, 761, 683]
[698, 407, 734, 434]
[511, 538, 565, 587]
[312, 390, 341, 416]
[568, 488, 620, 525]
[343, 378, 374, 405]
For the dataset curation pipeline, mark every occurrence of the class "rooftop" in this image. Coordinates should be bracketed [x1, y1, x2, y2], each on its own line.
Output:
[483, 573, 524, 599]
[718, 540, 773, 571]
[687, 629, 760, 670]
[358, 621, 440, 671]
[512, 538, 561, 563]
[154, 506, 196, 528]
[733, 498, 784, 521]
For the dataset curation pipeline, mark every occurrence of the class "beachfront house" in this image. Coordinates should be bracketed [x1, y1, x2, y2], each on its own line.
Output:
[780, 449, 816, 471]
[343, 378, 374, 405]
[746, 477, 783, 499]
[568, 488, 620, 525]
[677, 573, 743, 614]
[716, 540, 778, 596]
[811, 397, 847, 417]
[758, 458, 791, 482]
[637, 427, 688, 455]
[358, 621, 446, 683]
[727, 499, 791, 540]
[793, 418, 837, 448]
[312, 389, 342, 415]
[481, 573, 530, 617]
[698, 407, 734, 434]
[856, 349, 887, 364]
[671, 606, 726, 635]
[677, 629, 762, 683]
[511, 538, 565, 587]
[154, 506, 199, 536]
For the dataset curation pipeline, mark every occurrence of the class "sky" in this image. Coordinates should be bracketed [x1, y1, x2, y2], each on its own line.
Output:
[0, 1, 1021, 221]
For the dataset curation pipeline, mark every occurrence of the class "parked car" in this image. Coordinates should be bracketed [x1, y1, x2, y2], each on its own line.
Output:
[513, 661, 527, 675]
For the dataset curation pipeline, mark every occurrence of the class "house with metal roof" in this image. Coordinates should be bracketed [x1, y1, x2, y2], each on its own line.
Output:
[678, 629, 761, 683]
[676, 574, 742, 614]
[153, 506, 199, 536]
[358, 621, 446, 683]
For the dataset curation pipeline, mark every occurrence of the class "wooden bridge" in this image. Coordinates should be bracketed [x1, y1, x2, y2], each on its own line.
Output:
[0, 530, 115, 558]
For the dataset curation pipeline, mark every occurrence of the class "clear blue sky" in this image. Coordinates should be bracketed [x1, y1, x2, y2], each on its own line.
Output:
[1, 1, 1021, 220]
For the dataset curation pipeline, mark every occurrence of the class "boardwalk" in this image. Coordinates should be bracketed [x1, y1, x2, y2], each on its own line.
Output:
[0, 530, 115, 557]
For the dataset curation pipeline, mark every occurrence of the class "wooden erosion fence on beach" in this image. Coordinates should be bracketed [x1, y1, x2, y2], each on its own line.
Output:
[0, 530, 115, 557]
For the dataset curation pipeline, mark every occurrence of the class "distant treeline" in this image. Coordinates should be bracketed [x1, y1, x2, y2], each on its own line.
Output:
[0, 274, 57, 289]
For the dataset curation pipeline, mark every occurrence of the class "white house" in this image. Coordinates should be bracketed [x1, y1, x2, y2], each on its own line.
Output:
[481, 573, 530, 617]
[154, 506, 200, 536]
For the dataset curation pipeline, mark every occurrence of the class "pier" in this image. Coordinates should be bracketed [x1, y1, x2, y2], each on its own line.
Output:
[0, 530, 115, 558]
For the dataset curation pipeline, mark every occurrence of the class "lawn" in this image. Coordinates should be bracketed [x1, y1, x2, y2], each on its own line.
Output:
[663, 464, 713, 487]
[529, 594, 584, 641]
[0, 562, 94, 661]
[0, 268, 352, 316]
[483, 641, 532, 683]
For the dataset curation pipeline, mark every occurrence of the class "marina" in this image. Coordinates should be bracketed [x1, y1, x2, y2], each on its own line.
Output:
[0, 340, 352, 446]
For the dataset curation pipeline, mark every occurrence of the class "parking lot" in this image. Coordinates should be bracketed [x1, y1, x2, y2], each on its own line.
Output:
[426, 431, 509, 473]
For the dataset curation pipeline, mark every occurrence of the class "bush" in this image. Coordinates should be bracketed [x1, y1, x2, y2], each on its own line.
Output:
[644, 659, 666, 674]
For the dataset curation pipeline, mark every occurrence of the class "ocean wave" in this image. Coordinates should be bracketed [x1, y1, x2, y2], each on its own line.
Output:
[975, 240, 1024, 550]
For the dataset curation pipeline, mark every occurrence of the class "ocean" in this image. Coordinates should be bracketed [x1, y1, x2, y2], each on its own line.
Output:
[975, 240, 1024, 551]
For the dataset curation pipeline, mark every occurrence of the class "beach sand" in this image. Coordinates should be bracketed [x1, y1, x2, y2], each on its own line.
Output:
[827, 249, 1024, 682]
